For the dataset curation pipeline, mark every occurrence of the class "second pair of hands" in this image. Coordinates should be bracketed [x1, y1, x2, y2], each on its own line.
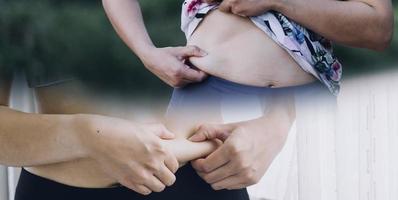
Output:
[78, 114, 213, 195]
[77, 113, 218, 195]
[78, 109, 291, 195]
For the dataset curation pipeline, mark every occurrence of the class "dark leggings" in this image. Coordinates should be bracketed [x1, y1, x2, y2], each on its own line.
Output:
[15, 164, 249, 200]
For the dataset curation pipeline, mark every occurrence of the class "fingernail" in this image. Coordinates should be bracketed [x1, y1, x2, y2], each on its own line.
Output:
[189, 134, 202, 142]
[161, 132, 174, 140]
[188, 135, 197, 141]
[200, 50, 208, 56]
[167, 132, 175, 138]
[212, 185, 221, 190]
[143, 190, 151, 195]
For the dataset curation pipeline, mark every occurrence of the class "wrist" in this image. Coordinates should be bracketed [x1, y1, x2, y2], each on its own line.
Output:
[71, 114, 102, 159]
[253, 112, 292, 142]
[136, 45, 157, 68]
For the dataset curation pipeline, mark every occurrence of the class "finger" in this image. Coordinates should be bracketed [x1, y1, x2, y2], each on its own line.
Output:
[164, 150, 179, 174]
[178, 45, 207, 58]
[120, 180, 152, 195]
[148, 124, 175, 139]
[189, 124, 216, 142]
[191, 146, 230, 173]
[172, 78, 190, 88]
[225, 183, 247, 190]
[211, 174, 245, 190]
[144, 176, 166, 193]
[201, 162, 238, 184]
[134, 185, 153, 195]
[189, 124, 233, 142]
[191, 158, 206, 172]
[230, 3, 245, 16]
[180, 65, 208, 82]
[155, 165, 177, 187]
[219, 1, 232, 13]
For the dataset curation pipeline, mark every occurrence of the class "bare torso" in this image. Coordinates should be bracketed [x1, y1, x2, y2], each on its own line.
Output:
[27, 9, 314, 188]
[188, 10, 315, 87]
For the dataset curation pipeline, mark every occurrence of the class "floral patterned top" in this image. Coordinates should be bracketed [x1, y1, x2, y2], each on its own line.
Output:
[181, 0, 342, 95]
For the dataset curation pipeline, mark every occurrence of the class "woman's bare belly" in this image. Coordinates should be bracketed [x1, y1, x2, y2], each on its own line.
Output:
[187, 9, 316, 87]
[27, 81, 220, 188]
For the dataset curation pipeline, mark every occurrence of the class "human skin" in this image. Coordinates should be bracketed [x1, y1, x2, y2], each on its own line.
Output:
[103, 0, 316, 88]
[179, 0, 394, 189]
[186, 9, 316, 87]
[100, 0, 312, 191]
[187, 0, 395, 188]
[0, 75, 293, 192]
[5, 0, 389, 194]
[189, 92, 295, 190]
[0, 76, 220, 193]
[0, 87, 179, 195]
[102, 0, 208, 88]
[0, 3, 301, 195]
[205, 0, 394, 51]
[101, 1, 309, 192]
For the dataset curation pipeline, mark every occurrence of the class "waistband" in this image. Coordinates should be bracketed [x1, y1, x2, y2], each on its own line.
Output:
[15, 165, 249, 200]
[204, 76, 328, 96]
[17, 168, 123, 192]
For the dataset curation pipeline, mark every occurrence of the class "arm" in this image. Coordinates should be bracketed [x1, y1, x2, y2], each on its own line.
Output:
[0, 107, 87, 167]
[0, 72, 178, 194]
[274, 0, 394, 51]
[209, 0, 394, 51]
[0, 68, 87, 166]
[101, 0, 154, 61]
[0, 68, 89, 167]
[0, 107, 179, 194]
[102, 0, 208, 87]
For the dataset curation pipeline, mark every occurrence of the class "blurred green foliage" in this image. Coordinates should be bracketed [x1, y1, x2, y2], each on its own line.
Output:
[0, 0, 183, 96]
[0, 0, 397, 96]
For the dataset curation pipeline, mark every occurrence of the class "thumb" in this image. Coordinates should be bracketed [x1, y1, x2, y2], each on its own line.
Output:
[148, 123, 175, 140]
[189, 123, 235, 142]
[179, 45, 208, 58]
[219, 1, 232, 13]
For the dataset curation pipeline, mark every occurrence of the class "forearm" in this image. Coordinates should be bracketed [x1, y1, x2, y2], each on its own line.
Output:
[274, 0, 394, 50]
[0, 106, 89, 167]
[102, 0, 209, 87]
[255, 90, 296, 140]
[265, 90, 295, 123]
[102, 0, 155, 60]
